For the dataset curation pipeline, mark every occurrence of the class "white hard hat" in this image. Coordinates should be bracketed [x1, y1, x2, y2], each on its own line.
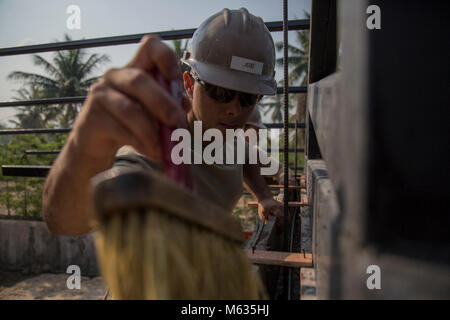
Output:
[181, 8, 277, 95]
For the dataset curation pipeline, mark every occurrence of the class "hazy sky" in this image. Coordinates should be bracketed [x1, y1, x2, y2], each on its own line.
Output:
[0, 0, 311, 126]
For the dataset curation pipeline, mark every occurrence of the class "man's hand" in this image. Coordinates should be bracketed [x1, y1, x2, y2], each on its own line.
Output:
[43, 35, 190, 235]
[71, 35, 190, 164]
[258, 197, 284, 231]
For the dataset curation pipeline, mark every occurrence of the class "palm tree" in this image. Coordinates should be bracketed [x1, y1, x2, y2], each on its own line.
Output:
[275, 27, 309, 86]
[7, 34, 110, 128]
[258, 94, 295, 123]
[8, 84, 46, 129]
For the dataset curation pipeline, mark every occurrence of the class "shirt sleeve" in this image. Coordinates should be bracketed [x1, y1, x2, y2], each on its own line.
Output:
[113, 145, 162, 171]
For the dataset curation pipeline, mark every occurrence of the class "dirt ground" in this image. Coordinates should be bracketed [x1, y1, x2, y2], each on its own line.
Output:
[0, 194, 257, 301]
[0, 271, 106, 300]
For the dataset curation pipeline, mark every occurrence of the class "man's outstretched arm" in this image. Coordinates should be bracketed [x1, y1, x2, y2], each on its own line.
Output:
[243, 162, 284, 229]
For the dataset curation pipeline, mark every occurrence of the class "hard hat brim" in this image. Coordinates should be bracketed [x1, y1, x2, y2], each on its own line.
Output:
[182, 58, 277, 96]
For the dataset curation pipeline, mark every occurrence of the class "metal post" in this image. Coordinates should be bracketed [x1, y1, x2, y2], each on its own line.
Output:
[6, 180, 10, 216]
[295, 121, 298, 178]
[283, 0, 291, 300]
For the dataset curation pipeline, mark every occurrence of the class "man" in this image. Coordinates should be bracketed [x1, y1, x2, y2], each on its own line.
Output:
[244, 107, 299, 222]
[42, 8, 284, 235]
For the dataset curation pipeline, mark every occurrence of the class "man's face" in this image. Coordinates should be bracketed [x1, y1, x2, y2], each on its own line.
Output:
[183, 72, 255, 136]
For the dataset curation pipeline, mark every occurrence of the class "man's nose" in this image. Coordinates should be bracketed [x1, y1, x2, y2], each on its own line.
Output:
[224, 96, 242, 117]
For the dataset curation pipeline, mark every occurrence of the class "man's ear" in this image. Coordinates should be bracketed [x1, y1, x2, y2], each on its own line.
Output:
[183, 71, 194, 99]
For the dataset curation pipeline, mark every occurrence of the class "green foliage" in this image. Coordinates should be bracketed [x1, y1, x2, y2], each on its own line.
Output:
[8, 85, 47, 129]
[0, 134, 67, 218]
[2, 33, 109, 219]
[277, 129, 305, 170]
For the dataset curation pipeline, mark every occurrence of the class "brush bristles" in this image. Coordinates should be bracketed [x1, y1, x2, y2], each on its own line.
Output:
[95, 209, 267, 300]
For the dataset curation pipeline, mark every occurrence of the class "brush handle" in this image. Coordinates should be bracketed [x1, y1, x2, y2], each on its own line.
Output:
[152, 70, 193, 190]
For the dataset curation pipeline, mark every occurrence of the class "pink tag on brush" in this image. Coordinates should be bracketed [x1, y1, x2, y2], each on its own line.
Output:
[151, 70, 193, 191]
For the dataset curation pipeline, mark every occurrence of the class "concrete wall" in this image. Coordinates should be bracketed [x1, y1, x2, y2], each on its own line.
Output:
[0, 219, 99, 276]
[306, 159, 341, 299]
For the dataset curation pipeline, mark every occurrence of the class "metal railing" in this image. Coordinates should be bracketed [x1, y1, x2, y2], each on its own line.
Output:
[0, 122, 306, 136]
[0, 86, 306, 108]
[0, 20, 309, 57]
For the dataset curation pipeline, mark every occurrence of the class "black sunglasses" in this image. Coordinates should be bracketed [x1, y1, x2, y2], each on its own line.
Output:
[190, 73, 262, 107]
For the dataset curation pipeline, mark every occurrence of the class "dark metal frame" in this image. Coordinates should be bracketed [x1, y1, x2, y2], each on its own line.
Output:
[0, 87, 306, 108]
[0, 20, 309, 57]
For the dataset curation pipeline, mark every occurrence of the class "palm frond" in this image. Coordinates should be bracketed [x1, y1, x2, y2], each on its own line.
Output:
[7, 71, 57, 87]
[79, 54, 110, 77]
[6, 33, 112, 127]
[31, 55, 61, 78]
[275, 56, 303, 68]
[275, 42, 302, 55]
[79, 76, 102, 88]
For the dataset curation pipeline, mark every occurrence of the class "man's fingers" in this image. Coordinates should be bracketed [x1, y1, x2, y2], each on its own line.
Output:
[258, 205, 270, 224]
[103, 67, 185, 127]
[94, 85, 161, 157]
[126, 35, 181, 80]
[79, 96, 142, 157]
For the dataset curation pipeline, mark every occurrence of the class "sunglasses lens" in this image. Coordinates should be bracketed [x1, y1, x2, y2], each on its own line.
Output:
[195, 74, 261, 107]
[239, 93, 260, 107]
[215, 86, 235, 103]
[204, 83, 234, 103]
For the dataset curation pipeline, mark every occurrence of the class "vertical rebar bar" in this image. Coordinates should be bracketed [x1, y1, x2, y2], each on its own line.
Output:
[283, 0, 291, 300]
[295, 121, 298, 178]
[6, 180, 10, 216]
[290, 114, 299, 300]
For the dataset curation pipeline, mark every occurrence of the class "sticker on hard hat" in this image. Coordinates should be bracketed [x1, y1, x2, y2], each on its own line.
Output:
[230, 56, 263, 75]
